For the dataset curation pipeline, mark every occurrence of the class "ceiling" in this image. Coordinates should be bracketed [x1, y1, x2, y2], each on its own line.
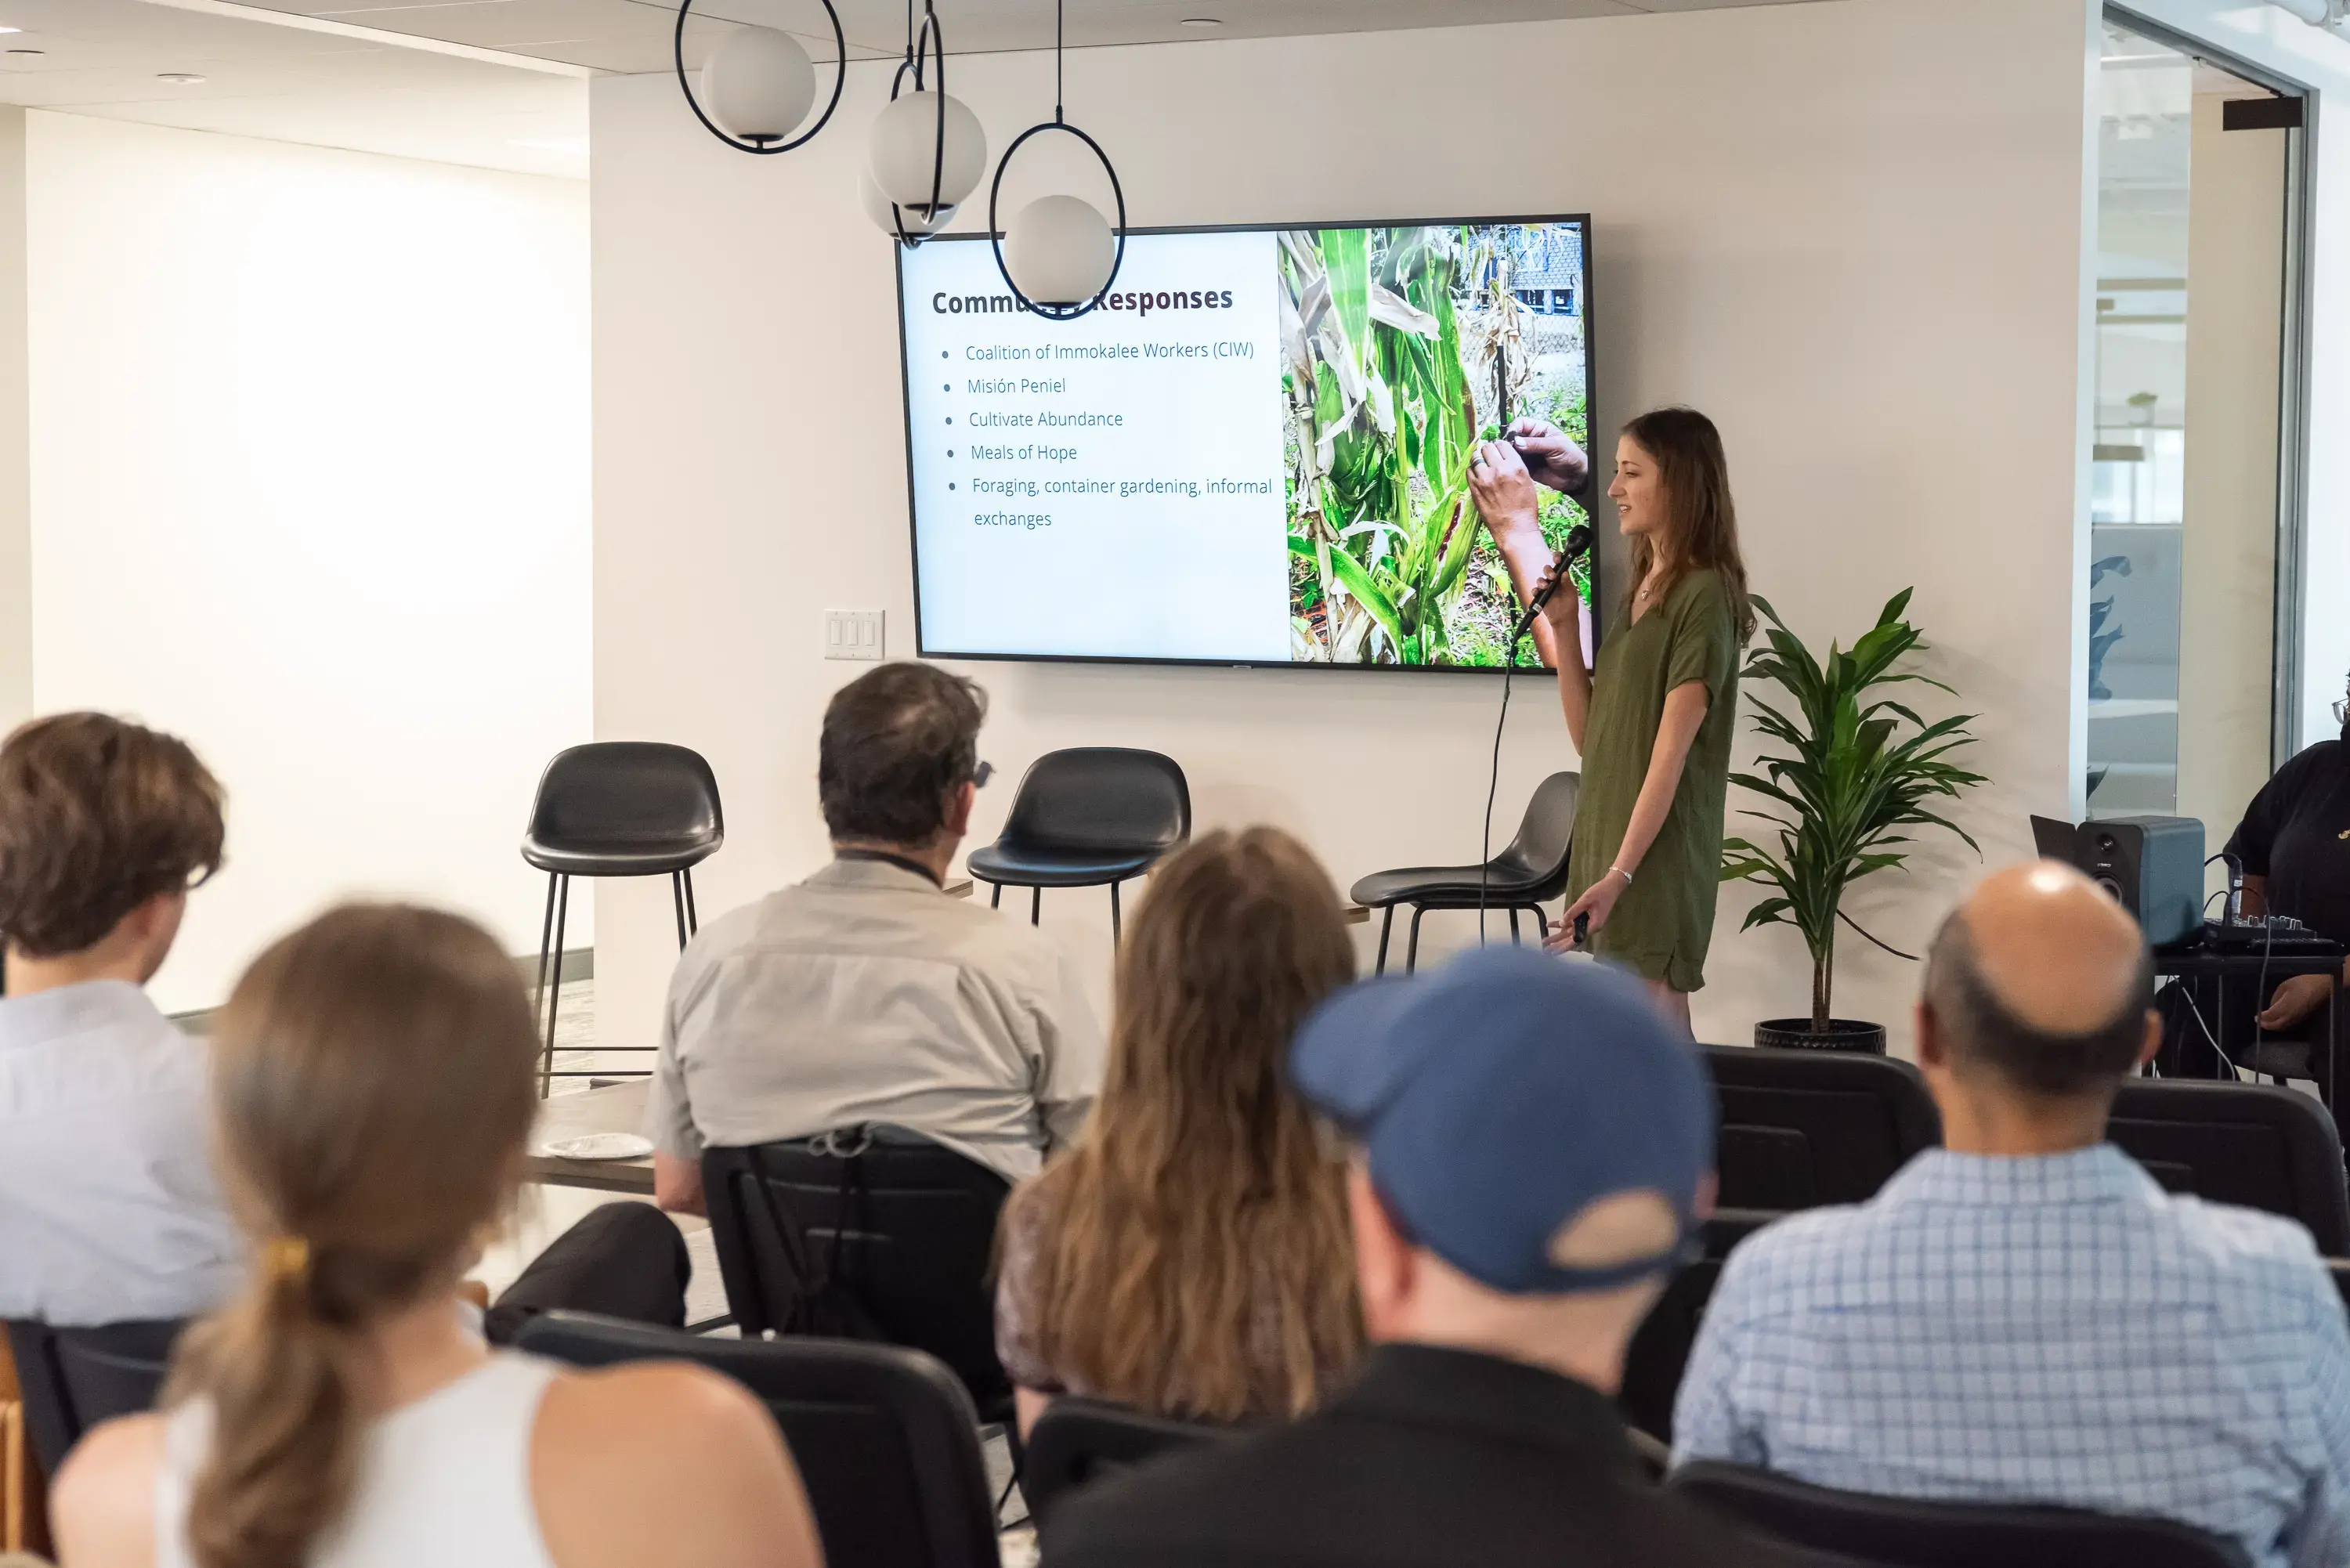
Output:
[0, 0, 1821, 179]
[239, 0, 1829, 74]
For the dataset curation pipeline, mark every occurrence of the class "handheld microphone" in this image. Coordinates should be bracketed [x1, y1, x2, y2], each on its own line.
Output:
[1507, 522, 1596, 648]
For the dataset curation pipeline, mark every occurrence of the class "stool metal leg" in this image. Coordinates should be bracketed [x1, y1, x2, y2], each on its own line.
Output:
[1509, 908, 1521, 945]
[1110, 880, 1122, 946]
[1405, 905, 1426, 974]
[1375, 908, 1394, 975]
[533, 872, 559, 1011]
[670, 871, 691, 952]
[990, 883, 1002, 909]
[682, 866, 700, 937]
[1030, 887, 1041, 926]
[541, 873, 570, 1097]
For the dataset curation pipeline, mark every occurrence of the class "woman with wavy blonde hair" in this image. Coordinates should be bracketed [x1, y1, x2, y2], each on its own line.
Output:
[995, 826, 1364, 1432]
[52, 903, 822, 1568]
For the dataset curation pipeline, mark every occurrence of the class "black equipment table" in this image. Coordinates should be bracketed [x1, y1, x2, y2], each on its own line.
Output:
[2153, 934, 2345, 1107]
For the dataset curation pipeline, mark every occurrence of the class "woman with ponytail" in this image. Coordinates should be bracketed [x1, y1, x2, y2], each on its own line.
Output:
[50, 903, 822, 1568]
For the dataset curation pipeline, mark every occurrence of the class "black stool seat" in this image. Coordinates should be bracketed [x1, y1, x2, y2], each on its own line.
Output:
[521, 741, 724, 1093]
[967, 747, 1189, 942]
[1349, 771, 1578, 973]
[965, 844, 1165, 887]
[522, 835, 717, 877]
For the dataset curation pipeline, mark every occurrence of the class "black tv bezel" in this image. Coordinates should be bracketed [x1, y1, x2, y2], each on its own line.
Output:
[895, 210, 1598, 677]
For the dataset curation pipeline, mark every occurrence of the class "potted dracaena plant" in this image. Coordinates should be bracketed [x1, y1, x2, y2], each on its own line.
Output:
[1721, 588, 1987, 1052]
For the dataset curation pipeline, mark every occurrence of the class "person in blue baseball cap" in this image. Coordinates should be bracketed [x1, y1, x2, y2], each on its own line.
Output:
[1040, 946, 1833, 1568]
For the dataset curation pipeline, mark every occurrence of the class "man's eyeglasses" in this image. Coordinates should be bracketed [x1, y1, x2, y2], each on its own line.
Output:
[972, 761, 994, 789]
[2334, 696, 2348, 727]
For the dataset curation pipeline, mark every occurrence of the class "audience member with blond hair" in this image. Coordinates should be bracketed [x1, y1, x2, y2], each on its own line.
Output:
[993, 827, 1363, 1433]
[51, 904, 822, 1568]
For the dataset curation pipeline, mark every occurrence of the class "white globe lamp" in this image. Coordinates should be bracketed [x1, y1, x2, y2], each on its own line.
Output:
[859, 168, 956, 238]
[700, 27, 816, 144]
[1003, 194, 1115, 306]
[868, 90, 986, 215]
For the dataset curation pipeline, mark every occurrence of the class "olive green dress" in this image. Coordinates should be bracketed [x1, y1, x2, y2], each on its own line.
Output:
[1564, 567, 1741, 992]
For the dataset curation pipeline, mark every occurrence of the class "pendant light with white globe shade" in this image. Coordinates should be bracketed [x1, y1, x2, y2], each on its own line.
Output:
[866, 2, 987, 245]
[673, 1, 845, 155]
[989, 0, 1126, 319]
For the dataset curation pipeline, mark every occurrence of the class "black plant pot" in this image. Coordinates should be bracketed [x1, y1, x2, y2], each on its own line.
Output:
[1755, 1017, 1888, 1054]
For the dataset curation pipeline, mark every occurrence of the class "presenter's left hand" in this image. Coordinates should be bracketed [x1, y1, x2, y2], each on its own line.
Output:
[2258, 971, 2335, 1031]
[1548, 873, 1627, 952]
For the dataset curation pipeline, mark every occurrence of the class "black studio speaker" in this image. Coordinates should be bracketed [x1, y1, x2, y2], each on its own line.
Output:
[2029, 815, 2204, 947]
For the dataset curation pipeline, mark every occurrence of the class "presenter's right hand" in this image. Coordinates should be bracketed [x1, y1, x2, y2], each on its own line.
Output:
[1469, 440, 1543, 551]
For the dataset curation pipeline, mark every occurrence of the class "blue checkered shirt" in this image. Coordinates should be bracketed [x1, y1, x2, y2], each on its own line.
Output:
[1671, 1145, 2350, 1568]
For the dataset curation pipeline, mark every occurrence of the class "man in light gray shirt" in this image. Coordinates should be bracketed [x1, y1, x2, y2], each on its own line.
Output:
[650, 663, 1104, 1216]
[0, 713, 240, 1326]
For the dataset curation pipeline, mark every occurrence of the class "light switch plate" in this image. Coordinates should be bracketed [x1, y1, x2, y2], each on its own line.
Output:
[824, 609, 885, 661]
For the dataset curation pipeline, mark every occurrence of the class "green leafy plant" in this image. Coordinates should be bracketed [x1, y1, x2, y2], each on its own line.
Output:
[1720, 590, 1987, 1031]
[1281, 225, 1587, 666]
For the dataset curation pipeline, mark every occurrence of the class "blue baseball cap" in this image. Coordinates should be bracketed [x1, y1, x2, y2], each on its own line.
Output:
[1290, 945, 1714, 1295]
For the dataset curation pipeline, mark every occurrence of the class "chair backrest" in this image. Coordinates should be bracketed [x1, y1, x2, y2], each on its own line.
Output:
[1668, 1461, 2250, 1567]
[5, 1317, 184, 1476]
[703, 1136, 1012, 1408]
[1020, 1397, 1235, 1530]
[1701, 1046, 1940, 1211]
[998, 749, 1189, 857]
[2108, 1079, 2350, 1255]
[1494, 771, 1580, 895]
[525, 742, 724, 855]
[1618, 1209, 1777, 1445]
[514, 1311, 998, 1568]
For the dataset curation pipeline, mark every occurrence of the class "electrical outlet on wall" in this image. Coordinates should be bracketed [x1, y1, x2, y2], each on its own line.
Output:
[824, 609, 885, 661]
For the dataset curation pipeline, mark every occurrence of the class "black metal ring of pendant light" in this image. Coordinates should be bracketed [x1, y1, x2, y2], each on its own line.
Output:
[987, 119, 1126, 321]
[673, 0, 848, 156]
[986, 0, 1126, 320]
[883, 4, 954, 248]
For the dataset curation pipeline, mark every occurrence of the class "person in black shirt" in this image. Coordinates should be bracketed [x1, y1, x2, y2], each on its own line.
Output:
[2222, 674, 2350, 1082]
[1038, 948, 1831, 1568]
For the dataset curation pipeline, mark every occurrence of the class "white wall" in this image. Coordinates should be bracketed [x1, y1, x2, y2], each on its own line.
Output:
[2122, 0, 2350, 752]
[27, 113, 592, 1013]
[591, 0, 2096, 1057]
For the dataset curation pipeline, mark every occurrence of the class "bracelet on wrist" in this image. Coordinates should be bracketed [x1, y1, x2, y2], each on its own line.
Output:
[1608, 865, 1633, 887]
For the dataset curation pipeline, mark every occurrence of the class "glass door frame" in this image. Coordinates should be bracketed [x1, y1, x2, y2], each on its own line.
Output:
[2106, 4, 2316, 770]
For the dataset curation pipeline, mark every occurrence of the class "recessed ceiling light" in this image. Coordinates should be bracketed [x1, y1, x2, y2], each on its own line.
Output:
[1179, 16, 1223, 27]
[0, 27, 20, 34]
[157, 72, 205, 84]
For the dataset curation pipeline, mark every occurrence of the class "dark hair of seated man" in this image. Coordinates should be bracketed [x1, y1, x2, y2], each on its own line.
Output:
[819, 661, 985, 850]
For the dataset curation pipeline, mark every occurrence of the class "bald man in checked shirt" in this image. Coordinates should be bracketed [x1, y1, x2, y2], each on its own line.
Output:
[1673, 862, 2350, 1568]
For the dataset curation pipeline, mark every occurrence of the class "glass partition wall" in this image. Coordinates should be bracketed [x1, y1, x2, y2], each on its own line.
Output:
[2089, 13, 2307, 872]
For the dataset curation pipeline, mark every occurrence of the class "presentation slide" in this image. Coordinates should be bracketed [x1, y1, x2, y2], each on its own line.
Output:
[899, 218, 1592, 670]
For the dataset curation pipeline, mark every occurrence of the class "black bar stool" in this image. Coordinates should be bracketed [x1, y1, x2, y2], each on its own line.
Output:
[965, 748, 1188, 944]
[522, 742, 723, 1093]
[1349, 771, 1578, 973]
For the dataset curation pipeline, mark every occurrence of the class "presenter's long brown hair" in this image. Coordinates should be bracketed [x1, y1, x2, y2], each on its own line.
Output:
[1006, 827, 1363, 1422]
[1622, 406, 1755, 642]
[166, 904, 540, 1568]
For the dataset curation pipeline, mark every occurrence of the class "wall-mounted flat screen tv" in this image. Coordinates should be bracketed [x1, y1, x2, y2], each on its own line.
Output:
[897, 215, 1593, 671]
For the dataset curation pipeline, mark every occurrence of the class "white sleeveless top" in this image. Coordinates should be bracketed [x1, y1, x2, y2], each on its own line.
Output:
[156, 1351, 562, 1568]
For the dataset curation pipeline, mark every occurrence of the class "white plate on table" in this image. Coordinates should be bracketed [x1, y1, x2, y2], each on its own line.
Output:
[538, 1133, 654, 1162]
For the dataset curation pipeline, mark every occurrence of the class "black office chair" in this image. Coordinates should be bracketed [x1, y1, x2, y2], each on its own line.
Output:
[515, 1312, 997, 1568]
[966, 749, 1188, 942]
[2109, 1079, 2350, 1255]
[1020, 1397, 1236, 1530]
[1618, 1209, 1777, 1446]
[2329, 1258, 2350, 1316]
[703, 1131, 1012, 1412]
[1350, 771, 1578, 974]
[5, 1317, 185, 1476]
[521, 742, 723, 1092]
[1702, 1046, 1941, 1211]
[1668, 1461, 2250, 1567]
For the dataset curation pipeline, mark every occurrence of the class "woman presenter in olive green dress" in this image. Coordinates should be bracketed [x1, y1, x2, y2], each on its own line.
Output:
[1469, 406, 1754, 1035]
